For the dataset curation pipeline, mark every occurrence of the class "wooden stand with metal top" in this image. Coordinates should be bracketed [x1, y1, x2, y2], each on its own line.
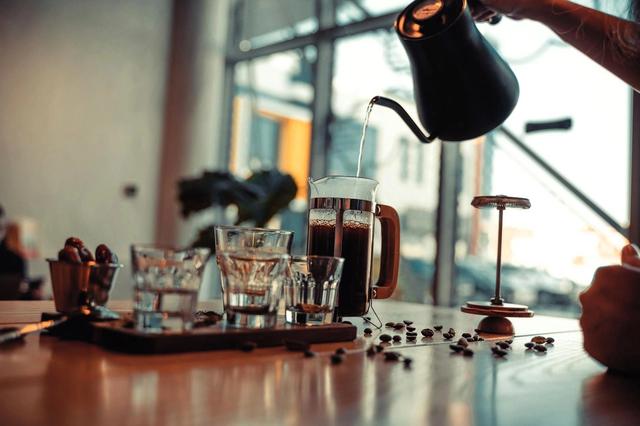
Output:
[461, 195, 534, 334]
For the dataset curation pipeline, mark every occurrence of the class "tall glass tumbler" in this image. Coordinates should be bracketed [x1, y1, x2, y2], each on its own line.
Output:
[131, 245, 210, 332]
[217, 251, 290, 328]
[285, 255, 344, 325]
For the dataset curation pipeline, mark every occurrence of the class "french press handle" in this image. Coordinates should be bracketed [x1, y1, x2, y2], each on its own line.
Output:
[373, 204, 400, 299]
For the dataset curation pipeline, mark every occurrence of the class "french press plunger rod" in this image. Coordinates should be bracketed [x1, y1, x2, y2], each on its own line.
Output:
[461, 195, 534, 334]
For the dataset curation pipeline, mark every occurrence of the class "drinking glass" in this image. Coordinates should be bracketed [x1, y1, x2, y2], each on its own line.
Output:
[285, 255, 344, 325]
[131, 245, 210, 332]
[216, 251, 290, 328]
[214, 225, 293, 254]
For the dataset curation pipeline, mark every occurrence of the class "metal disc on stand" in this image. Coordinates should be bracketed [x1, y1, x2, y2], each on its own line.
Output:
[460, 195, 534, 335]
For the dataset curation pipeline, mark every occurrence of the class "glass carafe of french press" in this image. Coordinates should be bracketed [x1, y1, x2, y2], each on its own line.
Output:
[307, 176, 400, 317]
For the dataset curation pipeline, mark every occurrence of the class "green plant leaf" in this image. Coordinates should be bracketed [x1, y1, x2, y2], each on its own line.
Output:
[235, 169, 298, 227]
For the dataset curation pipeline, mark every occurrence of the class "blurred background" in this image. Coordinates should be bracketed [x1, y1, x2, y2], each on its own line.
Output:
[0, 0, 637, 317]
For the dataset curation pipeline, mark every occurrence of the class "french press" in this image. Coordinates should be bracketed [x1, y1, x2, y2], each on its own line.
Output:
[306, 176, 400, 317]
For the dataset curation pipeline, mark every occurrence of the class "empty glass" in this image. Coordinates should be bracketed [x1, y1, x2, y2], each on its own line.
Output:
[214, 225, 293, 254]
[131, 245, 210, 332]
[216, 251, 290, 328]
[285, 255, 344, 325]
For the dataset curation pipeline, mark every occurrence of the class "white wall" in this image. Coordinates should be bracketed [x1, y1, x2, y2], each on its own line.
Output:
[0, 0, 172, 260]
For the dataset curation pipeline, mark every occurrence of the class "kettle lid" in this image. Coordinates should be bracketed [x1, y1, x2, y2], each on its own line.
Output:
[396, 0, 465, 40]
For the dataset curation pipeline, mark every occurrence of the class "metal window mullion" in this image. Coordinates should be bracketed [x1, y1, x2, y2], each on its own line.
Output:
[630, 90, 640, 245]
[433, 143, 462, 306]
[309, 0, 336, 179]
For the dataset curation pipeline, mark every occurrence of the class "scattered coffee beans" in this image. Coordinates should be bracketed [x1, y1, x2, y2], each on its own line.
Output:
[384, 352, 401, 361]
[450, 344, 464, 353]
[393, 323, 405, 330]
[457, 338, 469, 348]
[463, 348, 474, 357]
[434, 325, 443, 331]
[496, 342, 510, 350]
[531, 336, 547, 344]
[406, 335, 416, 341]
[448, 328, 456, 336]
[491, 346, 508, 357]
[546, 337, 555, 344]
[331, 354, 343, 364]
[524, 342, 535, 349]
[403, 320, 413, 325]
[443, 333, 453, 340]
[534, 344, 547, 352]
[379, 334, 392, 342]
[392, 335, 402, 342]
[364, 328, 373, 335]
[385, 322, 395, 327]
[406, 326, 416, 332]
[462, 332, 472, 339]
[421, 328, 434, 337]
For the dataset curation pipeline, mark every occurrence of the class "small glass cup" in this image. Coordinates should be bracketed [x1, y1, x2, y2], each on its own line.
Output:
[130, 245, 210, 332]
[214, 225, 293, 254]
[216, 251, 290, 328]
[285, 255, 344, 325]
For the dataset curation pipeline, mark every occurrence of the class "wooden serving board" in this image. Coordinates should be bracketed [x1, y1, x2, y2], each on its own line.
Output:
[42, 313, 357, 354]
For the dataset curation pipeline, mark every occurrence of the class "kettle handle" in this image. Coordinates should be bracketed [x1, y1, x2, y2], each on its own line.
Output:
[373, 204, 401, 299]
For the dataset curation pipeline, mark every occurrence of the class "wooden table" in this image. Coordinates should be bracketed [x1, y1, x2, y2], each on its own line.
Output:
[1, 300, 638, 426]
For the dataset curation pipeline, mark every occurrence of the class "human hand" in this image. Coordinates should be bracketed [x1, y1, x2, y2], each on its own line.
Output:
[579, 244, 640, 375]
[469, 0, 547, 22]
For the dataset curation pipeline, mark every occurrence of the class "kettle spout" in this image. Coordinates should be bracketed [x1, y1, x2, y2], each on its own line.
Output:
[370, 96, 437, 143]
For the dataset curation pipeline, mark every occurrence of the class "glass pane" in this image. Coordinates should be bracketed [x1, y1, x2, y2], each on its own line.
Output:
[233, 0, 318, 51]
[332, 31, 440, 304]
[456, 7, 632, 315]
[230, 49, 314, 254]
[336, 0, 406, 25]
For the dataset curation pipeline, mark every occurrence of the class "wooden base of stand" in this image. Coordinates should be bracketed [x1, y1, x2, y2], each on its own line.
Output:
[461, 301, 534, 335]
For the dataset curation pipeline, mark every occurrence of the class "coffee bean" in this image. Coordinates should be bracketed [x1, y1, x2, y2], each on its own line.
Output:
[284, 340, 310, 352]
[462, 332, 472, 338]
[473, 335, 479, 341]
[375, 345, 385, 353]
[379, 334, 392, 342]
[392, 335, 402, 342]
[506, 339, 513, 344]
[546, 337, 555, 344]
[457, 338, 469, 347]
[364, 316, 372, 321]
[406, 335, 416, 341]
[534, 344, 547, 352]
[366, 346, 376, 357]
[406, 331, 418, 337]
[403, 357, 413, 368]
[443, 333, 453, 340]
[531, 336, 546, 344]
[335, 347, 347, 355]
[385, 322, 395, 327]
[403, 320, 413, 325]
[448, 328, 456, 336]
[331, 354, 343, 364]
[240, 341, 257, 352]
[393, 323, 405, 330]
[478, 337, 484, 342]
[450, 344, 464, 353]
[496, 342, 510, 350]
[491, 346, 508, 357]
[304, 350, 316, 358]
[475, 328, 481, 333]
[58, 246, 82, 264]
[434, 325, 443, 331]
[421, 328, 434, 337]
[466, 338, 474, 344]
[406, 326, 416, 332]
[384, 352, 401, 361]
[95, 244, 117, 264]
[463, 348, 474, 357]
[341, 321, 352, 325]
[525, 342, 535, 349]
[364, 328, 372, 334]
[64, 237, 85, 250]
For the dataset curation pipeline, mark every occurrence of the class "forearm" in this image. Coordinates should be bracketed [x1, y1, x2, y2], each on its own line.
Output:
[525, 0, 640, 91]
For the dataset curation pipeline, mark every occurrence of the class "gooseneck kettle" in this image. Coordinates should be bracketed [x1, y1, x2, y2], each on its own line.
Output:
[377, 0, 519, 142]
